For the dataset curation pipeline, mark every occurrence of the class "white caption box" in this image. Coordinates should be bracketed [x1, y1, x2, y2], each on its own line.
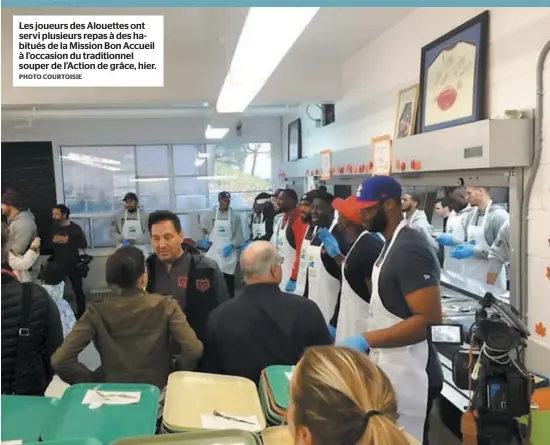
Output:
[13, 15, 164, 87]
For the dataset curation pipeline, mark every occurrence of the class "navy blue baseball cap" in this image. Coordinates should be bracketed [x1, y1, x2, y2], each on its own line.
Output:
[218, 191, 231, 201]
[350, 176, 402, 210]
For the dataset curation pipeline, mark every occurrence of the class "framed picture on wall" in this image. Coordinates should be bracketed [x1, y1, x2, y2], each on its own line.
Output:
[417, 10, 489, 133]
[288, 118, 302, 161]
[393, 84, 419, 139]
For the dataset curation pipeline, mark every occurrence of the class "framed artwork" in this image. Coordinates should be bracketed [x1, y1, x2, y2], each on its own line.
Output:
[288, 118, 302, 161]
[320, 149, 332, 180]
[417, 10, 489, 133]
[393, 84, 419, 139]
[371, 135, 392, 176]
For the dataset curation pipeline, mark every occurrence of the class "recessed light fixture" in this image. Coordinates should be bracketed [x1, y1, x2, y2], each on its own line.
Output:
[216, 7, 319, 114]
[205, 124, 229, 140]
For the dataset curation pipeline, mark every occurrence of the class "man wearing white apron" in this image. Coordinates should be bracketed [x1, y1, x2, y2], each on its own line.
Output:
[200, 191, 244, 298]
[450, 187, 509, 289]
[109, 193, 150, 255]
[273, 189, 308, 293]
[337, 176, 444, 445]
[322, 196, 384, 344]
[434, 192, 474, 275]
[295, 190, 321, 297]
[248, 192, 275, 243]
[304, 192, 349, 325]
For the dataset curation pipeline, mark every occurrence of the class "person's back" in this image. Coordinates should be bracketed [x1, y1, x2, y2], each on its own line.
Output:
[52, 246, 203, 389]
[1, 223, 63, 395]
[201, 241, 332, 383]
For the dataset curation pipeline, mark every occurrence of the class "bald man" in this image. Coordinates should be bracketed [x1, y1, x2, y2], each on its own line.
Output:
[200, 241, 332, 383]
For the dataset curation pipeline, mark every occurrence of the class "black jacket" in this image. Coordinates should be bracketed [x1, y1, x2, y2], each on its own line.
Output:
[1, 265, 63, 395]
[201, 283, 333, 384]
[249, 207, 276, 242]
[145, 244, 229, 344]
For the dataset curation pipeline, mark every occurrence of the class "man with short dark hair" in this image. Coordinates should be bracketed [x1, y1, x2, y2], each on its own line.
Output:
[274, 189, 308, 293]
[342, 176, 444, 445]
[201, 241, 332, 383]
[110, 192, 150, 254]
[49, 204, 88, 317]
[402, 193, 438, 253]
[146, 210, 229, 345]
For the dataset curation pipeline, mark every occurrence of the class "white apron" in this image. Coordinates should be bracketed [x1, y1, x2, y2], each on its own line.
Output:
[307, 220, 339, 323]
[335, 230, 372, 343]
[295, 226, 316, 296]
[442, 210, 465, 275]
[205, 208, 238, 276]
[369, 220, 429, 443]
[119, 209, 149, 256]
[251, 214, 266, 239]
[279, 216, 296, 292]
[464, 203, 506, 288]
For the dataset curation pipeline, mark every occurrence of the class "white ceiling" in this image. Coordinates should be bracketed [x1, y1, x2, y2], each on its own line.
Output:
[1, 7, 414, 114]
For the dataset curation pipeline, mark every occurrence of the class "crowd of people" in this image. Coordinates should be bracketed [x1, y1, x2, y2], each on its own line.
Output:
[1, 176, 511, 445]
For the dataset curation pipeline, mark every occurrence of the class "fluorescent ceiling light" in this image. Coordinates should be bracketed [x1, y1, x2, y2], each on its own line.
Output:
[195, 159, 206, 167]
[205, 125, 230, 140]
[216, 7, 319, 113]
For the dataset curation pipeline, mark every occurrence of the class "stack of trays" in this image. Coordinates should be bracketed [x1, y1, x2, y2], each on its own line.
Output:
[258, 366, 294, 426]
[1, 395, 59, 443]
[161, 372, 266, 435]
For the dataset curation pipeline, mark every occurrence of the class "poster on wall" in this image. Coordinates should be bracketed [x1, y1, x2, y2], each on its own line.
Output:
[320, 149, 332, 180]
[393, 84, 419, 139]
[417, 10, 489, 133]
[372, 135, 392, 176]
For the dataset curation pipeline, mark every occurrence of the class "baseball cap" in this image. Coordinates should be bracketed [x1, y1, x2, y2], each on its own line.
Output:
[1, 189, 23, 208]
[351, 176, 402, 210]
[333, 196, 363, 225]
[218, 191, 231, 201]
[122, 192, 138, 202]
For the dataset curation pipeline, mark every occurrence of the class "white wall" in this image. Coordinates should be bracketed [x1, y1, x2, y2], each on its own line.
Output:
[283, 8, 550, 367]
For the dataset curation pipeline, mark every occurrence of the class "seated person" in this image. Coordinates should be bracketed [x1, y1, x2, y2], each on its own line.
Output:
[288, 345, 418, 445]
[39, 261, 77, 337]
[201, 241, 332, 384]
[52, 246, 203, 389]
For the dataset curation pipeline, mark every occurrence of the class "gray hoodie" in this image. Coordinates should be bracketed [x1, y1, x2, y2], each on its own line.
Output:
[8, 209, 37, 255]
[109, 208, 150, 245]
[406, 209, 438, 252]
[462, 203, 509, 259]
[488, 221, 510, 275]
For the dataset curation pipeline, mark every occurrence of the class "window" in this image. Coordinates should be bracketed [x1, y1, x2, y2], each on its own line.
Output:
[60, 143, 273, 247]
[208, 143, 272, 207]
[61, 146, 136, 214]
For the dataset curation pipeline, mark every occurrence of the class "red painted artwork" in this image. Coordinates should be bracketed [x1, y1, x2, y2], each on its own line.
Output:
[437, 87, 458, 111]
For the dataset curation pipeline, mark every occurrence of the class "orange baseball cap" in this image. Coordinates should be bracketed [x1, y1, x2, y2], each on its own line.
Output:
[333, 196, 363, 225]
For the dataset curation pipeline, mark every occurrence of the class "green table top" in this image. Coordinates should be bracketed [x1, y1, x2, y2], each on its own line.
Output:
[1, 395, 59, 443]
[40, 383, 160, 445]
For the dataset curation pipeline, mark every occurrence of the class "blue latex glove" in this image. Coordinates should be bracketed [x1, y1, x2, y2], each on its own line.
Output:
[450, 243, 474, 259]
[435, 234, 454, 246]
[337, 335, 369, 352]
[197, 239, 210, 249]
[318, 228, 341, 258]
[121, 240, 130, 247]
[240, 240, 252, 251]
[327, 324, 337, 341]
[285, 279, 296, 292]
[222, 244, 233, 257]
